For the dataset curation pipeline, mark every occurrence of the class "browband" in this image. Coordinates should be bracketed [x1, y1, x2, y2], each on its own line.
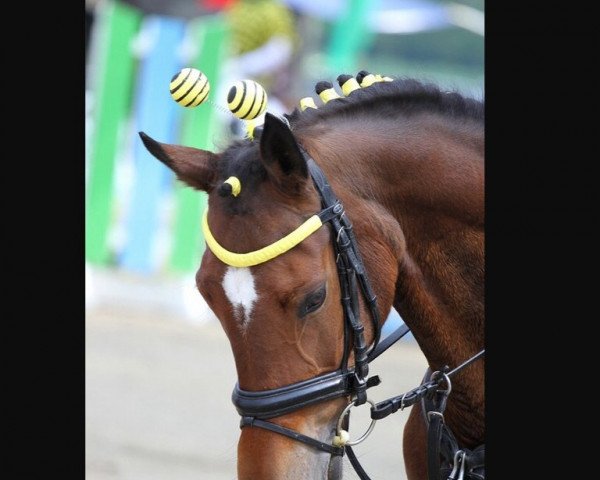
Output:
[202, 205, 339, 268]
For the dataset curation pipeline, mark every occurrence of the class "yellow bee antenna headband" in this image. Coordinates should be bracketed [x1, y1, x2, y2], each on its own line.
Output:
[169, 68, 268, 140]
[202, 208, 324, 268]
[198, 70, 397, 263]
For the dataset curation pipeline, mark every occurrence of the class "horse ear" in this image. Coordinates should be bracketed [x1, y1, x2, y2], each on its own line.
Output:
[259, 113, 308, 194]
[139, 132, 218, 192]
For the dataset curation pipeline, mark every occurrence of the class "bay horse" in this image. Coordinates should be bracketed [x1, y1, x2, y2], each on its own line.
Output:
[139, 77, 484, 479]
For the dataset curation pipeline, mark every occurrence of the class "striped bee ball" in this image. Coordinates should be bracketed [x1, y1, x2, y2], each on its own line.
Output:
[227, 79, 268, 120]
[169, 68, 210, 108]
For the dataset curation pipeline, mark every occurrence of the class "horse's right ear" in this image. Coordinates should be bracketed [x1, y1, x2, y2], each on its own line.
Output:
[139, 132, 218, 192]
[259, 113, 308, 196]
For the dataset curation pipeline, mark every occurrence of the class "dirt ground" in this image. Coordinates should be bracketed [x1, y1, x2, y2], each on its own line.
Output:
[86, 296, 428, 479]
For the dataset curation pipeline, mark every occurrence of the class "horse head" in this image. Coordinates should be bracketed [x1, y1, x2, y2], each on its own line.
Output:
[140, 112, 401, 479]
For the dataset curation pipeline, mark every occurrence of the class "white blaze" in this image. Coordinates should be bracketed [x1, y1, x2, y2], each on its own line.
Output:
[222, 267, 258, 328]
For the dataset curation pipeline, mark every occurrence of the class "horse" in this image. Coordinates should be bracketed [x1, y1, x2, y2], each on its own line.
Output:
[139, 77, 484, 479]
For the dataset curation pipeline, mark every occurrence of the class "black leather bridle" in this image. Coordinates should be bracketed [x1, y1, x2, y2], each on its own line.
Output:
[231, 147, 411, 466]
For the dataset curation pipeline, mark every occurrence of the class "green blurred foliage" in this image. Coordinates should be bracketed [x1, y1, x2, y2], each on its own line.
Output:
[372, 27, 483, 69]
[449, 0, 484, 9]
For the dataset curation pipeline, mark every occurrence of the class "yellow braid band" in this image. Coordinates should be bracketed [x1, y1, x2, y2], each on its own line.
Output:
[202, 208, 324, 267]
[224, 176, 242, 196]
[300, 97, 317, 110]
[360, 73, 377, 87]
[319, 88, 341, 103]
[341, 77, 361, 96]
[374, 74, 393, 82]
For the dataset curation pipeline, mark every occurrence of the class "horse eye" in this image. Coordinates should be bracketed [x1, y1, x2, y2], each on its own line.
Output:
[299, 284, 327, 317]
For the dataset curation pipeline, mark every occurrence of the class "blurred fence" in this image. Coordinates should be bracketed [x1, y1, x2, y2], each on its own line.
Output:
[85, 0, 371, 275]
[86, 0, 231, 275]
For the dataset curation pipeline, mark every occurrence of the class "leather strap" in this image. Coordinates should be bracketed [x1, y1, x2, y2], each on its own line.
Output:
[426, 411, 445, 480]
[239, 416, 344, 456]
[233, 372, 381, 419]
[346, 445, 372, 480]
[371, 351, 485, 421]
[465, 445, 485, 479]
[306, 155, 382, 367]
[422, 369, 453, 480]
[342, 405, 372, 480]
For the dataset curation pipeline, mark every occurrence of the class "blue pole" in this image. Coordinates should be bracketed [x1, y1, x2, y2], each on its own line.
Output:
[121, 15, 186, 273]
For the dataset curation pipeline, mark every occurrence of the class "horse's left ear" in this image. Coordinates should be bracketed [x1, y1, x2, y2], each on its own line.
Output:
[139, 132, 218, 192]
[260, 112, 308, 194]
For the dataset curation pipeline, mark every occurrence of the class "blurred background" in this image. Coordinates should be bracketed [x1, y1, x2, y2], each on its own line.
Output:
[85, 0, 483, 478]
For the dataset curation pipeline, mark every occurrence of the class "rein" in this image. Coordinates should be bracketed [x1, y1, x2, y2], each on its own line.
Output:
[203, 142, 484, 479]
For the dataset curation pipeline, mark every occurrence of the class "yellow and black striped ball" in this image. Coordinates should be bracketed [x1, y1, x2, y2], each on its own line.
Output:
[227, 80, 267, 120]
[170, 68, 210, 108]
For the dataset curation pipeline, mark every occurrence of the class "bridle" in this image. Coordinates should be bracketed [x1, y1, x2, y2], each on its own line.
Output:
[231, 150, 412, 455]
[203, 139, 484, 479]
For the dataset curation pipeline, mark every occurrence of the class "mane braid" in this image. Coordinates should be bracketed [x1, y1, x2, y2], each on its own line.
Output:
[288, 78, 484, 128]
[214, 78, 483, 206]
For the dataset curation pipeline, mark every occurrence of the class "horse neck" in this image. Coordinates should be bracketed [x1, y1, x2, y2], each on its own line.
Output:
[299, 113, 485, 445]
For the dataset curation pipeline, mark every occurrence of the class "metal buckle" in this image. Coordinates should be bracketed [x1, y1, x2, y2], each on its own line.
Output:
[447, 450, 466, 480]
[400, 391, 409, 411]
[427, 410, 444, 422]
[336, 226, 345, 243]
[430, 370, 452, 395]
